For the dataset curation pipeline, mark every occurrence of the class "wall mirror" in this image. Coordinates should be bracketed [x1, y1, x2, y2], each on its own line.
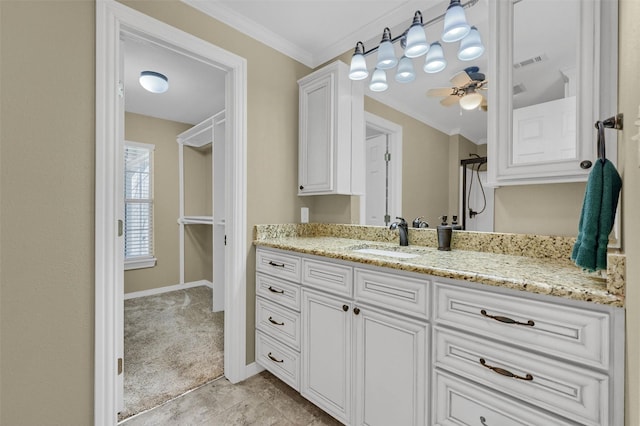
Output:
[487, 0, 618, 186]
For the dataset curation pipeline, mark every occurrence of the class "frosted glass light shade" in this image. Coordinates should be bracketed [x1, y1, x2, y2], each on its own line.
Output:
[369, 68, 388, 92]
[139, 71, 169, 93]
[377, 40, 398, 69]
[459, 91, 483, 110]
[442, 0, 470, 43]
[404, 13, 429, 58]
[349, 52, 369, 80]
[423, 42, 447, 73]
[395, 56, 415, 83]
[458, 26, 485, 61]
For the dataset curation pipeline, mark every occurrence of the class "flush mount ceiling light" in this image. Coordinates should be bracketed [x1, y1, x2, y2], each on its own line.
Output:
[139, 71, 169, 94]
[348, 0, 483, 92]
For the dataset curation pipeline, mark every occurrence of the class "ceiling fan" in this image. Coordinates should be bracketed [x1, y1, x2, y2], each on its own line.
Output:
[427, 66, 488, 111]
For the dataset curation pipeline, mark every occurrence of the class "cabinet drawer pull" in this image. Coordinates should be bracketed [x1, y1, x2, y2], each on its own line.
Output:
[268, 261, 285, 268]
[268, 316, 284, 326]
[353, 307, 360, 315]
[479, 358, 533, 381]
[268, 286, 284, 294]
[342, 304, 349, 312]
[267, 352, 284, 363]
[480, 416, 488, 426]
[480, 309, 535, 327]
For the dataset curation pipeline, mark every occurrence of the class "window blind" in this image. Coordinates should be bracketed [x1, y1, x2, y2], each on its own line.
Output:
[124, 143, 154, 260]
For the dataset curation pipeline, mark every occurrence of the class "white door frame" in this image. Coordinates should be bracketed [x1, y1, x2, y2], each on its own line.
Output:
[95, 2, 248, 425]
[361, 112, 403, 225]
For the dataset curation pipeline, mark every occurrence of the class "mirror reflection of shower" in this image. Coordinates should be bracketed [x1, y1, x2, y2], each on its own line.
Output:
[461, 155, 494, 232]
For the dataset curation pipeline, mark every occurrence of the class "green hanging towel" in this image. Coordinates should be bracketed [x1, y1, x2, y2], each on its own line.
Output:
[571, 159, 622, 272]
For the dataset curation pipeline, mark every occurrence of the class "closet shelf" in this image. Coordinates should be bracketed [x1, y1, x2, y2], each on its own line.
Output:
[179, 216, 213, 225]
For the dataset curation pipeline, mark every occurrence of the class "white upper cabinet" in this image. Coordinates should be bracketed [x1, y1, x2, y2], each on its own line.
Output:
[487, 0, 618, 186]
[298, 60, 364, 195]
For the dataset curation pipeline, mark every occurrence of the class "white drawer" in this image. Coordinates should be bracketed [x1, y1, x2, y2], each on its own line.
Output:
[434, 370, 575, 426]
[256, 330, 300, 391]
[302, 257, 353, 297]
[354, 268, 429, 319]
[434, 327, 608, 426]
[434, 282, 610, 369]
[256, 247, 301, 283]
[256, 272, 301, 311]
[256, 297, 301, 350]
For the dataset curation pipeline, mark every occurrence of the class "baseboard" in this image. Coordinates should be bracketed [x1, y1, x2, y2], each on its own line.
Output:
[244, 362, 265, 379]
[124, 280, 213, 300]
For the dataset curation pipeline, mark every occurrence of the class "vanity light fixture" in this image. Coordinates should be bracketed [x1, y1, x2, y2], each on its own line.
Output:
[457, 26, 485, 61]
[395, 56, 416, 83]
[376, 28, 398, 69]
[347, 0, 483, 91]
[404, 11, 430, 58]
[369, 68, 389, 92]
[424, 42, 447, 73]
[442, 0, 471, 43]
[139, 71, 169, 94]
[348, 42, 369, 80]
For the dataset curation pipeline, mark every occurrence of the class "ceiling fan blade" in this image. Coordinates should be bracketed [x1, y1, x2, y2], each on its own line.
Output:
[451, 71, 472, 87]
[427, 87, 454, 97]
[441, 95, 460, 107]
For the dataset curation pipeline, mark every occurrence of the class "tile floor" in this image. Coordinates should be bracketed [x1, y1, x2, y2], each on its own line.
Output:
[120, 370, 343, 425]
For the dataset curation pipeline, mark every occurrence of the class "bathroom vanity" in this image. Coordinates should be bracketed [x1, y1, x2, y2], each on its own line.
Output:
[254, 224, 625, 426]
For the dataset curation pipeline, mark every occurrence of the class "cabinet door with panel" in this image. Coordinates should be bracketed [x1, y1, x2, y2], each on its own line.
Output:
[301, 289, 353, 424]
[298, 60, 364, 196]
[353, 304, 428, 426]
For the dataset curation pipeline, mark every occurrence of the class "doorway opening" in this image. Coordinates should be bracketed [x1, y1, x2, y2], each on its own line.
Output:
[361, 112, 403, 226]
[96, 3, 248, 425]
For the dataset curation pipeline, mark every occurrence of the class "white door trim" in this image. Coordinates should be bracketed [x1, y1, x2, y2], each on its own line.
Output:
[95, 2, 248, 425]
[361, 112, 403, 225]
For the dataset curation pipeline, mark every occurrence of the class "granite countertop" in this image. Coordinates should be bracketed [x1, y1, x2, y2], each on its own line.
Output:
[254, 224, 625, 308]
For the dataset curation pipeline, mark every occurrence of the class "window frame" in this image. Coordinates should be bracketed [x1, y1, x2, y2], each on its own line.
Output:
[123, 140, 157, 270]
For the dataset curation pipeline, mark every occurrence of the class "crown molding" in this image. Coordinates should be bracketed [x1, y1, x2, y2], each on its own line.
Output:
[182, 0, 315, 67]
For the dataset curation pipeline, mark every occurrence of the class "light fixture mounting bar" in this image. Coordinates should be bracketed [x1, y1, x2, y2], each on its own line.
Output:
[361, 0, 480, 56]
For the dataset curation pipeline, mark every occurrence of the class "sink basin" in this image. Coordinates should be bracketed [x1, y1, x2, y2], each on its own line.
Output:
[352, 248, 421, 259]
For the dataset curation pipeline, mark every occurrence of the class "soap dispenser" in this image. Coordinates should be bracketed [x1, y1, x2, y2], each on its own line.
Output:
[451, 215, 462, 230]
[437, 216, 452, 251]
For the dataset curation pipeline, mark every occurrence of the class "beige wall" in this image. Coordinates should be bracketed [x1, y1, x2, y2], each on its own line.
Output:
[0, 2, 95, 424]
[620, 1, 640, 424]
[123, 112, 212, 294]
[1, 1, 639, 425]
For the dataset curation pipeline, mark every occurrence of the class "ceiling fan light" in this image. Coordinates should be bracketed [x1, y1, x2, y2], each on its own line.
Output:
[369, 68, 389, 92]
[457, 26, 485, 61]
[442, 0, 470, 43]
[139, 71, 169, 93]
[459, 91, 483, 110]
[404, 11, 429, 58]
[349, 42, 369, 80]
[395, 56, 416, 83]
[376, 28, 398, 69]
[423, 42, 447, 73]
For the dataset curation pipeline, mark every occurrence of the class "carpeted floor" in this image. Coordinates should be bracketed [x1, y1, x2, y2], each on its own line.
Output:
[118, 286, 224, 421]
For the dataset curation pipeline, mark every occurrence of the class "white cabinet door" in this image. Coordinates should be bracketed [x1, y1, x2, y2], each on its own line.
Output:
[298, 60, 363, 196]
[301, 289, 353, 424]
[298, 72, 333, 194]
[354, 305, 427, 426]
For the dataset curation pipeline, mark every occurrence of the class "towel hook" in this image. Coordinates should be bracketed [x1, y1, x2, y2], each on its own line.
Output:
[598, 113, 624, 130]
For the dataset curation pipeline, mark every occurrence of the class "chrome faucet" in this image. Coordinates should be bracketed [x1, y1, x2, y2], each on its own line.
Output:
[389, 217, 409, 246]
